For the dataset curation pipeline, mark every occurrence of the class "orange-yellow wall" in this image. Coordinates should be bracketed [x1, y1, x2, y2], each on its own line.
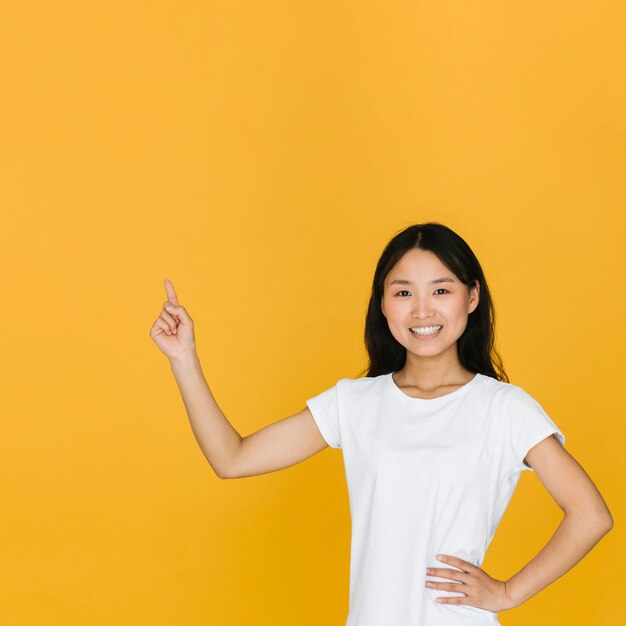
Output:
[1, 1, 622, 624]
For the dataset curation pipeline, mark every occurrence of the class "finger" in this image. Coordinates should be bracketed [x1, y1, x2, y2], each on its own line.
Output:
[436, 554, 475, 573]
[426, 568, 464, 581]
[163, 301, 181, 320]
[160, 310, 178, 332]
[428, 582, 467, 592]
[436, 596, 468, 605]
[164, 278, 179, 306]
[163, 302, 193, 325]
[156, 319, 173, 335]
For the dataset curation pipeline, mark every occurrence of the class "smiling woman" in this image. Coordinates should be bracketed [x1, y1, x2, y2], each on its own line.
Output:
[303, 223, 613, 625]
[153, 222, 613, 626]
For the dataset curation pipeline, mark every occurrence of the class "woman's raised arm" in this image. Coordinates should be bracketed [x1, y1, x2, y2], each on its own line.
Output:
[151, 279, 328, 479]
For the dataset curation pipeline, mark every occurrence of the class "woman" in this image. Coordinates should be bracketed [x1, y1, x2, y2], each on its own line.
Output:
[151, 222, 613, 626]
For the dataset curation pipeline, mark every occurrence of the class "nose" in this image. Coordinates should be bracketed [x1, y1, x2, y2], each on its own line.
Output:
[412, 300, 434, 319]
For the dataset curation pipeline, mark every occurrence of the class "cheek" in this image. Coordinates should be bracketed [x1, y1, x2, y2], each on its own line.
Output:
[445, 298, 468, 317]
[386, 308, 408, 332]
[385, 300, 407, 318]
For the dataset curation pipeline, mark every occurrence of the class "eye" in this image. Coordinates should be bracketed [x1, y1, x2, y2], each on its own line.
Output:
[394, 289, 449, 297]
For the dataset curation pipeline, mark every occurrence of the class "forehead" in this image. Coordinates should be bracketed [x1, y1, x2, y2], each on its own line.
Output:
[386, 249, 452, 281]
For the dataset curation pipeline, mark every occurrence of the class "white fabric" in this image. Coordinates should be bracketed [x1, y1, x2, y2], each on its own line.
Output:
[306, 372, 565, 626]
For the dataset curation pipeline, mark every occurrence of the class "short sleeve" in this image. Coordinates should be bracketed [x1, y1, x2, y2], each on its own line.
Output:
[503, 386, 566, 473]
[305, 379, 343, 449]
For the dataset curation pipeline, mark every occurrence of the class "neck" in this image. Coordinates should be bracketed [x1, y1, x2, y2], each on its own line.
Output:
[397, 354, 473, 390]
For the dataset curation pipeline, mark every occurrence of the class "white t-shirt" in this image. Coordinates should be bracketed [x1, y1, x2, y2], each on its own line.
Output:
[306, 371, 566, 626]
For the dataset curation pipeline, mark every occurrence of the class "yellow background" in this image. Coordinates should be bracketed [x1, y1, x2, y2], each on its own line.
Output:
[1, 1, 622, 624]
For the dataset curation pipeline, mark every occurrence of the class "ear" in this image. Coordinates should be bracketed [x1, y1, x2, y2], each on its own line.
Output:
[469, 280, 480, 313]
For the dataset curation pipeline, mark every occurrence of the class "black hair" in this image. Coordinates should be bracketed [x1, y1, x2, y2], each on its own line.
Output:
[357, 222, 509, 382]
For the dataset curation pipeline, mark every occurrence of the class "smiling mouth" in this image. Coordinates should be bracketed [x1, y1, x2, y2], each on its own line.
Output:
[409, 325, 443, 336]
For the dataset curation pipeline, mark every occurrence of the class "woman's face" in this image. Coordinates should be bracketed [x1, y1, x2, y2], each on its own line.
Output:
[381, 248, 479, 360]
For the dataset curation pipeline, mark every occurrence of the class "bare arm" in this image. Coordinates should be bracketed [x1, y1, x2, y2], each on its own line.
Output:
[225, 405, 329, 478]
[504, 435, 614, 608]
[170, 352, 329, 479]
[152, 279, 328, 479]
[169, 352, 244, 479]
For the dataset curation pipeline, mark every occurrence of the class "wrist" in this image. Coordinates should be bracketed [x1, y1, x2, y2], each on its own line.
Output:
[504, 578, 526, 610]
[169, 350, 200, 374]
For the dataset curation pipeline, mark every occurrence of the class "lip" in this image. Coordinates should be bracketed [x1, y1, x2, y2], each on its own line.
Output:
[409, 326, 443, 340]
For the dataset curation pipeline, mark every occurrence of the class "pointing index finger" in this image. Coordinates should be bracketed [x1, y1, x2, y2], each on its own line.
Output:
[164, 278, 179, 305]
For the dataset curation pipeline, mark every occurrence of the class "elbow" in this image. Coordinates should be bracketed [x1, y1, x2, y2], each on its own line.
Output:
[217, 471, 236, 480]
[564, 504, 614, 535]
[208, 449, 240, 480]
[604, 511, 613, 535]
[215, 464, 238, 480]
[594, 504, 615, 534]
[210, 440, 243, 480]
[596, 516, 614, 540]
[211, 463, 228, 479]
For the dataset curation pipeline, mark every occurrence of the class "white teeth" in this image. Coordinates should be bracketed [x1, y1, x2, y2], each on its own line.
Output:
[410, 325, 443, 336]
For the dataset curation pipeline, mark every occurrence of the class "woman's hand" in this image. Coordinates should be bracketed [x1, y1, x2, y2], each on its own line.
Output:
[150, 278, 197, 360]
[425, 554, 516, 612]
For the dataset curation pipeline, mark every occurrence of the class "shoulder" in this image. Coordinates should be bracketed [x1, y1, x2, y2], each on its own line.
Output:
[307, 375, 381, 404]
[481, 378, 557, 438]
[339, 374, 381, 384]
[470, 375, 548, 422]
[475, 374, 535, 403]
[336, 374, 383, 393]
[333, 375, 388, 403]
[494, 379, 543, 408]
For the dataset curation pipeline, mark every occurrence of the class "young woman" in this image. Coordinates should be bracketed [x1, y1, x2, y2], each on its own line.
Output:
[151, 222, 613, 626]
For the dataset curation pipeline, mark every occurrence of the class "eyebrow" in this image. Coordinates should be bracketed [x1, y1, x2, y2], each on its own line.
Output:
[388, 277, 456, 286]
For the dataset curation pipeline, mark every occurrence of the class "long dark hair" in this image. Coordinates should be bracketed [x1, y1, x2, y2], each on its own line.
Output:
[356, 222, 509, 382]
